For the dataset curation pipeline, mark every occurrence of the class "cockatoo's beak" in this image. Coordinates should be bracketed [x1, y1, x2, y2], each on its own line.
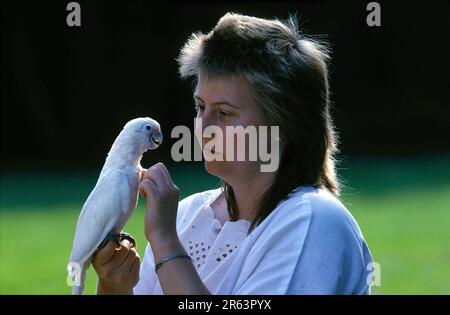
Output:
[150, 130, 163, 147]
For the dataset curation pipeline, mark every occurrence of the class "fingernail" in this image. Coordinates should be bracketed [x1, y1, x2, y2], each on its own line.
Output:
[121, 239, 131, 248]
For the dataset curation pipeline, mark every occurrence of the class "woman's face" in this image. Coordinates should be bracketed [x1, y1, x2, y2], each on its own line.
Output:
[193, 72, 265, 182]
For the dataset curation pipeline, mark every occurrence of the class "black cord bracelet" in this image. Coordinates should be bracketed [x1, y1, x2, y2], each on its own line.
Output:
[155, 254, 192, 273]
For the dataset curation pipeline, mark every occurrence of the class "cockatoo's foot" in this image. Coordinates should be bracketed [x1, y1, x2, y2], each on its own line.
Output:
[96, 232, 136, 252]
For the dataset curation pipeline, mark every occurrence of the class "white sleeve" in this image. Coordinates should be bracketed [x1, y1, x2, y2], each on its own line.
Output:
[231, 198, 312, 295]
[286, 192, 373, 294]
[232, 190, 373, 295]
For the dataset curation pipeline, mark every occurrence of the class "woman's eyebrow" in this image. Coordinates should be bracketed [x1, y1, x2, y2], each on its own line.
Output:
[193, 95, 241, 109]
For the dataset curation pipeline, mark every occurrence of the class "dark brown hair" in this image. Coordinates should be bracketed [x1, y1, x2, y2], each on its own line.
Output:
[178, 13, 340, 233]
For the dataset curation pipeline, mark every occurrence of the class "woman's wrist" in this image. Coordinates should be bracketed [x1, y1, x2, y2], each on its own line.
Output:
[149, 232, 186, 264]
[147, 228, 178, 248]
[96, 278, 133, 295]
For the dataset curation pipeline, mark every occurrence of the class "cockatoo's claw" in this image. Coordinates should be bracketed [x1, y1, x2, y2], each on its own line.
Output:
[119, 232, 137, 249]
[96, 231, 136, 252]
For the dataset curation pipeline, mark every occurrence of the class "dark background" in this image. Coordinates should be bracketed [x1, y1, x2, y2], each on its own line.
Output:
[2, 0, 449, 171]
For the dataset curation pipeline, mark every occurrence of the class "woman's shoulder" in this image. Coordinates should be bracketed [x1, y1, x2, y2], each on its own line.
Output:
[297, 186, 364, 239]
[286, 186, 372, 293]
[284, 186, 356, 224]
[245, 186, 372, 294]
[282, 186, 371, 269]
[268, 186, 367, 246]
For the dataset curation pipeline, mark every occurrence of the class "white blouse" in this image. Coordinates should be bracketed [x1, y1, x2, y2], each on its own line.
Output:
[133, 186, 373, 295]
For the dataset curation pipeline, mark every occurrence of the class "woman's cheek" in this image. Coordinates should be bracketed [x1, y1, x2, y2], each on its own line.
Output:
[194, 118, 203, 145]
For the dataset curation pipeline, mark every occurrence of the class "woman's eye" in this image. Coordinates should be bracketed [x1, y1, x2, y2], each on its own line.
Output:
[195, 104, 205, 112]
[218, 108, 235, 117]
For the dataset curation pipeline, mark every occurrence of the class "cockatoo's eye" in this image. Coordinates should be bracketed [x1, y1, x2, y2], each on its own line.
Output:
[146, 125, 152, 131]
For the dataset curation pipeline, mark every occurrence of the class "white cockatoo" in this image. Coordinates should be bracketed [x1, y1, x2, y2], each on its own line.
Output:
[68, 117, 163, 295]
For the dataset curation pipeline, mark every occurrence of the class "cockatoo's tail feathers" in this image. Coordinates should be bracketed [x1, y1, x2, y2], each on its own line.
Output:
[72, 286, 84, 295]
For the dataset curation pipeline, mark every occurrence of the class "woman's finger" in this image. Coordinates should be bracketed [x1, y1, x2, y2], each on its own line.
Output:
[140, 168, 148, 181]
[144, 166, 162, 187]
[157, 162, 174, 185]
[139, 178, 158, 200]
[108, 240, 132, 271]
[130, 254, 141, 280]
[152, 163, 172, 186]
[120, 248, 139, 273]
[159, 164, 180, 196]
[152, 163, 176, 187]
[93, 240, 119, 266]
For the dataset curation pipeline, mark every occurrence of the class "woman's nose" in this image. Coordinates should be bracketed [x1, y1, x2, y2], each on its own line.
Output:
[195, 108, 214, 143]
[199, 110, 222, 147]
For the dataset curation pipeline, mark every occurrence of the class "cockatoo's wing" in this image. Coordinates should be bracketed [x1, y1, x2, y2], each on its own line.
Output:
[69, 170, 133, 266]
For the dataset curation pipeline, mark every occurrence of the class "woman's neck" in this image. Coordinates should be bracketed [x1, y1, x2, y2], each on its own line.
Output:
[227, 167, 277, 221]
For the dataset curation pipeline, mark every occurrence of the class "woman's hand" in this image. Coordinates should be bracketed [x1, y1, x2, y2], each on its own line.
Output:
[92, 239, 140, 295]
[139, 163, 180, 244]
[138, 163, 211, 295]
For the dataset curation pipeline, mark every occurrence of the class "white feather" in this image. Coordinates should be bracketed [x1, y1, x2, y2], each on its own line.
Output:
[68, 117, 162, 295]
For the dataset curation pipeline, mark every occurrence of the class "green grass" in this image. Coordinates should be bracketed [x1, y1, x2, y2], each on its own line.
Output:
[1, 157, 449, 294]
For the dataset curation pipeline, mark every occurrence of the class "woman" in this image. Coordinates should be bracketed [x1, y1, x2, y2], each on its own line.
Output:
[92, 12, 373, 295]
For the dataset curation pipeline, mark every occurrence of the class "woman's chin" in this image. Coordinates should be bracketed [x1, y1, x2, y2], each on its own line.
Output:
[204, 160, 226, 178]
